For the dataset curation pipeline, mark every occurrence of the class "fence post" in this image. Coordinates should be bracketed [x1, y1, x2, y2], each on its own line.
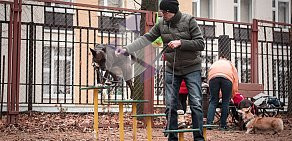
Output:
[7, 0, 22, 124]
[288, 28, 292, 115]
[28, 22, 34, 111]
[251, 19, 259, 83]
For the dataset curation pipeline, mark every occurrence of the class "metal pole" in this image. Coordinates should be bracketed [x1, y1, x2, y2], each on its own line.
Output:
[28, 22, 34, 111]
[7, 0, 22, 124]
[288, 28, 292, 115]
[251, 19, 259, 83]
[0, 56, 5, 119]
[6, 3, 13, 124]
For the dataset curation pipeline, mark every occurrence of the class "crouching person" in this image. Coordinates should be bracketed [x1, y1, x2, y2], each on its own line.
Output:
[206, 54, 239, 130]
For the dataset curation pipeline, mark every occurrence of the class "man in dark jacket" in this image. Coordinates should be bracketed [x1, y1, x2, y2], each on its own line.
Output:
[116, 0, 205, 140]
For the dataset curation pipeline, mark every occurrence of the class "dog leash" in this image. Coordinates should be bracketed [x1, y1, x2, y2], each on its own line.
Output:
[109, 44, 168, 71]
[127, 45, 168, 69]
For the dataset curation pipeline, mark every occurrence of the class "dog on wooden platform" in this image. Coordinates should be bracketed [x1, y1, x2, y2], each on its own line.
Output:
[90, 44, 133, 98]
[238, 107, 283, 134]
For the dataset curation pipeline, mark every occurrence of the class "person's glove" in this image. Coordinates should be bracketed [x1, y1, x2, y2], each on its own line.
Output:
[115, 47, 128, 56]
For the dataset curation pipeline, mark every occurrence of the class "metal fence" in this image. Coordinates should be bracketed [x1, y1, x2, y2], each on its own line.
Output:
[256, 20, 291, 105]
[0, 1, 291, 113]
[0, 0, 146, 107]
[196, 18, 291, 107]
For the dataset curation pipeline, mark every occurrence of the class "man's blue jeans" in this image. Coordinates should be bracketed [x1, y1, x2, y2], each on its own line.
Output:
[165, 71, 204, 141]
[206, 77, 232, 128]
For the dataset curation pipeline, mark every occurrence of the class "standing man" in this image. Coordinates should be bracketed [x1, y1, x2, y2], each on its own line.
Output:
[116, 0, 205, 140]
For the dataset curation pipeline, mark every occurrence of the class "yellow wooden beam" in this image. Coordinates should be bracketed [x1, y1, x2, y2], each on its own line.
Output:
[119, 103, 124, 141]
[203, 127, 207, 141]
[93, 89, 98, 140]
[132, 103, 137, 141]
[146, 117, 152, 141]
[178, 133, 184, 141]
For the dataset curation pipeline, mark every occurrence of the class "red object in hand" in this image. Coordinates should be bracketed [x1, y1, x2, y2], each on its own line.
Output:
[179, 80, 188, 95]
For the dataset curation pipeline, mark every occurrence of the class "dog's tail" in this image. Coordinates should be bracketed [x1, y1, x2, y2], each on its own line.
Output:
[274, 118, 284, 132]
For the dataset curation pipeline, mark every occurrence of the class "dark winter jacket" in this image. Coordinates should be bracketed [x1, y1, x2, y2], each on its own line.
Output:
[125, 11, 204, 75]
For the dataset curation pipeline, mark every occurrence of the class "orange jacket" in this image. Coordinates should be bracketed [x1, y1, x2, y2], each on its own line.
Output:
[208, 58, 239, 97]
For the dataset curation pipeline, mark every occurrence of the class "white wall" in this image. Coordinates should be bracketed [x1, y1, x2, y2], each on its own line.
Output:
[253, 0, 273, 21]
[213, 0, 234, 21]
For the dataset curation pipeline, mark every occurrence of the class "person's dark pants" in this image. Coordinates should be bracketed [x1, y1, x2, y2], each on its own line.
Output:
[178, 94, 188, 114]
[165, 71, 204, 141]
[206, 77, 232, 128]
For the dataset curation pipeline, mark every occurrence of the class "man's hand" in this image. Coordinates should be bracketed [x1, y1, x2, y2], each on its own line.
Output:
[115, 47, 127, 56]
[168, 40, 181, 49]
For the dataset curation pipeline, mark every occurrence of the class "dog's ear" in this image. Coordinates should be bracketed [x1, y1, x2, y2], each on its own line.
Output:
[95, 43, 100, 47]
[102, 46, 106, 53]
[90, 48, 97, 58]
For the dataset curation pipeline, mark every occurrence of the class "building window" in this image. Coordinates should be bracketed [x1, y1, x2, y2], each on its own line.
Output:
[44, 0, 74, 30]
[273, 11, 276, 22]
[43, 47, 72, 96]
[272, 0, 276, 22]
[234, 0, 240, 22]
[98, 0, 122, 7]
[192, 0, 198, 17]
[192, 0, 212, 18]
[98, 16, 126, 33]
[278, 1, 289, 23]
[98, 0, 125, 33]
[273, 0, 290, 24]
[240, 0, 252, 23]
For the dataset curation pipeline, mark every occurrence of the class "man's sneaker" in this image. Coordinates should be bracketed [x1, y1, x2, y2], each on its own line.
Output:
[177, 110, 187, 129]
[178, 122, 188, 129]
[219, 126, 229, 131]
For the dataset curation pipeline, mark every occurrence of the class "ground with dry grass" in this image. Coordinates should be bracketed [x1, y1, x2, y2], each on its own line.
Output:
[0, 112, 291, 141]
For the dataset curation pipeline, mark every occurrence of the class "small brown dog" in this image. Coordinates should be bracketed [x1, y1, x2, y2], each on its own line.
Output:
[238, 107, 283, 134]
